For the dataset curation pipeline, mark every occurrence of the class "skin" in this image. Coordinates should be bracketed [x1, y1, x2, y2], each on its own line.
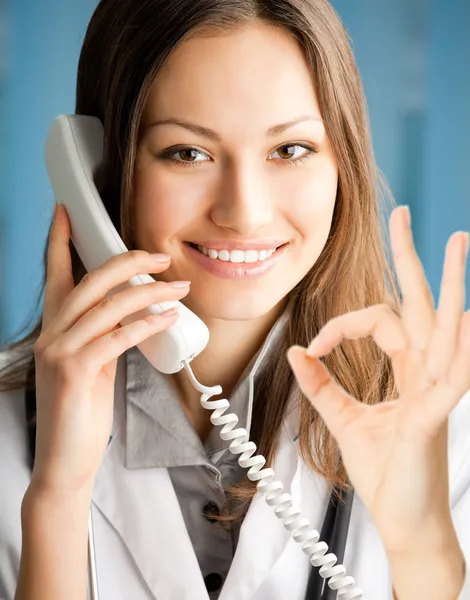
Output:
[133, 22, 339, 437]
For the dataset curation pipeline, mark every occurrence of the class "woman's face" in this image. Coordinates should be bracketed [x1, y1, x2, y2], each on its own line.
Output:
[134, 22, 338, 322]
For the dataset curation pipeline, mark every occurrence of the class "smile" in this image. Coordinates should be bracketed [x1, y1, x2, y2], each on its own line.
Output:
[189, 243, 284, 263]
[184, 242, 289, 279]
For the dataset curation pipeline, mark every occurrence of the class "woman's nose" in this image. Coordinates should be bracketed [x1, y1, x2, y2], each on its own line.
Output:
[210, 163, 274, 235]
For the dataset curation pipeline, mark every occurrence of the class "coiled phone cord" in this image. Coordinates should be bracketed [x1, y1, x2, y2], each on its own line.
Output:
[182, 359, 368, 600]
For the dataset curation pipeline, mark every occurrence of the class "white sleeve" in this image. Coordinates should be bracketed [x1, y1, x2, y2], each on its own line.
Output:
[449, 389, 470, 600]
[454, 485, 470, 599]
[0, 387, 32, 600]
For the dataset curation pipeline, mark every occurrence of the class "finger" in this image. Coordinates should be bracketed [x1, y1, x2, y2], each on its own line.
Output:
[76, 307, 181, 378]
[42, 204, 75, 331]
[390, 206, 436, 351]
[49, 250, 172, 335]
[447, 309, 470, 396]
[306, 305, 408, 357]
[305, 305, 410, 394]
[287, 346, 366, 441]
[56, 281, 190, 353]
[426, 232, 469, 381]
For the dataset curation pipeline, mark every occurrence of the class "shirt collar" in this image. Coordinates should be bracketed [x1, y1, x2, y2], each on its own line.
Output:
[124, 307, 290, 470]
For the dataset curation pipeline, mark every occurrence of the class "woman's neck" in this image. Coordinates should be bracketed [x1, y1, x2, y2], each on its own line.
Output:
[167, 301, 286, 441]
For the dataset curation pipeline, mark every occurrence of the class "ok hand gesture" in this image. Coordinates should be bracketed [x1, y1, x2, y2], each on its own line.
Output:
[287, 206, 469, 598]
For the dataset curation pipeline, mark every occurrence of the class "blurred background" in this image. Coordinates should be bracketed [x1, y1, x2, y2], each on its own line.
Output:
[0, 0, 469, 345]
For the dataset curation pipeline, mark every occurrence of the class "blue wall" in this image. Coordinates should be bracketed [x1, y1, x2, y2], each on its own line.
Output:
[0, 0, 469, 344]
[421, 0, 470, 303]
[0, 0, 97, 343]
[332, 0, 470, 306]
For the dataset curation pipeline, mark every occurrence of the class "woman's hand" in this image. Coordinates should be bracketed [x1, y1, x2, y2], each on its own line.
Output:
[32, 204, 190, 495]
[287, 206, 469, 594]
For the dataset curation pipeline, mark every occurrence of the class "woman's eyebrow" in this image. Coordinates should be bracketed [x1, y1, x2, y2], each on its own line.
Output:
[144, 114, 323, 142]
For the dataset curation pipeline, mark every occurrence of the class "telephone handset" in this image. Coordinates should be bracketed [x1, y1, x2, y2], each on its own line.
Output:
[44, 115, 367, 600]
[45, 114, 209, 374]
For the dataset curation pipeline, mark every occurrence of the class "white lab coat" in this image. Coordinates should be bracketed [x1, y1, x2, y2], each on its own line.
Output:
[0, 353, 469, 600]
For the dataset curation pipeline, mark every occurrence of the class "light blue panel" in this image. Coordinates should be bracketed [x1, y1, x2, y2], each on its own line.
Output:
[1, 0, 97, 343]
[331, 0, 404, 203]
[332, 0, 470, 309]
[421, 0, 470, 309]
[330, 0, 427, 261]
[0, 3, 11, 343]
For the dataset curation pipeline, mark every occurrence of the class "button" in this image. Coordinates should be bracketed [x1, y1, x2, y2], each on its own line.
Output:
[204, 572, 223, 592]
[202, 501, 220, 523]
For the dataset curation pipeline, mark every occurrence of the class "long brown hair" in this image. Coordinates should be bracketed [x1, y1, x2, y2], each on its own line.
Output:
[0, 0, 401, 509]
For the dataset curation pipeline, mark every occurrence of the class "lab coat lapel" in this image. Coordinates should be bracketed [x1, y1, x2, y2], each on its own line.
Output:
[219, 418, 303, 600]
[92, 423, 210, 600]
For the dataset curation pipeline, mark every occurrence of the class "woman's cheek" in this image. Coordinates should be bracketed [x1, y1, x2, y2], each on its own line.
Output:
[288, 173, 338, 222]
[134, 166, 211, 238]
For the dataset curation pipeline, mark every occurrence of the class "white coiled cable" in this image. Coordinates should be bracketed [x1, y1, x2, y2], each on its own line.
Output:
[182, 359, 368, 600]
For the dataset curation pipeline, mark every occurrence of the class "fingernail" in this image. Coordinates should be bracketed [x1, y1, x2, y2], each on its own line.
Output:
[463, 232, 469, 258]
[168, 280, 191, 288]
[160, 306, 180, 317]
[403, 206, 411, 227]
[151, 253, 171, 262]
[53, 202, 58, 220]
[306, 337, 322, 356]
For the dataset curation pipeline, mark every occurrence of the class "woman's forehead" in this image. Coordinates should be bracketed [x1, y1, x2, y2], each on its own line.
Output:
[143, 22, 321, 126]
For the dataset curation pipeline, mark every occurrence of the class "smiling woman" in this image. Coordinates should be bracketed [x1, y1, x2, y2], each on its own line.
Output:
[0, 1, 469, 600]
[133, 23, 338, 328]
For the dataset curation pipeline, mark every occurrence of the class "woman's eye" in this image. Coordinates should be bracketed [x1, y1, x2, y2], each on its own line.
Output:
[158, 143, 317, 168]
[270, 144, 317, 165]
[160, 147, 210, 167]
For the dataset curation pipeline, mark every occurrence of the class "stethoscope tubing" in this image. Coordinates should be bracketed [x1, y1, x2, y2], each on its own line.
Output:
[304, 485, 355, 599]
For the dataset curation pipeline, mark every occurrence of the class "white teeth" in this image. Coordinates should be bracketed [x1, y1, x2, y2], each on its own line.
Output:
[196, 245, 278, 263]
[218, 250, 231, 262]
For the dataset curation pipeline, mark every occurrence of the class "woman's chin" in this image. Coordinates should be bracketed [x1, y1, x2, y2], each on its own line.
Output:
[181, 289, 286, 324]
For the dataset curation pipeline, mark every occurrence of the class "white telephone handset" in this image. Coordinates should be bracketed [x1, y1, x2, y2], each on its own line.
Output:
[44, 114, 367, 600]
[45, 114, 209, 374]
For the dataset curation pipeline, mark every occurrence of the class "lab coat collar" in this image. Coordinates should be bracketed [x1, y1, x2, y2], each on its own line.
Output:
[124, 306, 290, 470]
[92, 359, 304, 600]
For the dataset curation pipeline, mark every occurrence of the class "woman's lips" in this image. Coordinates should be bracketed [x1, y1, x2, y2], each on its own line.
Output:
[184, 242, 289, 279]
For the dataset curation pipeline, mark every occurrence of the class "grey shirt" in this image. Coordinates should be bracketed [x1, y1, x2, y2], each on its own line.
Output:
[123, 309, 289, 598]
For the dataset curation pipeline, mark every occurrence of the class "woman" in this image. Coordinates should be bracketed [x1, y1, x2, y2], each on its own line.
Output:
[0, 0, 469, 598]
